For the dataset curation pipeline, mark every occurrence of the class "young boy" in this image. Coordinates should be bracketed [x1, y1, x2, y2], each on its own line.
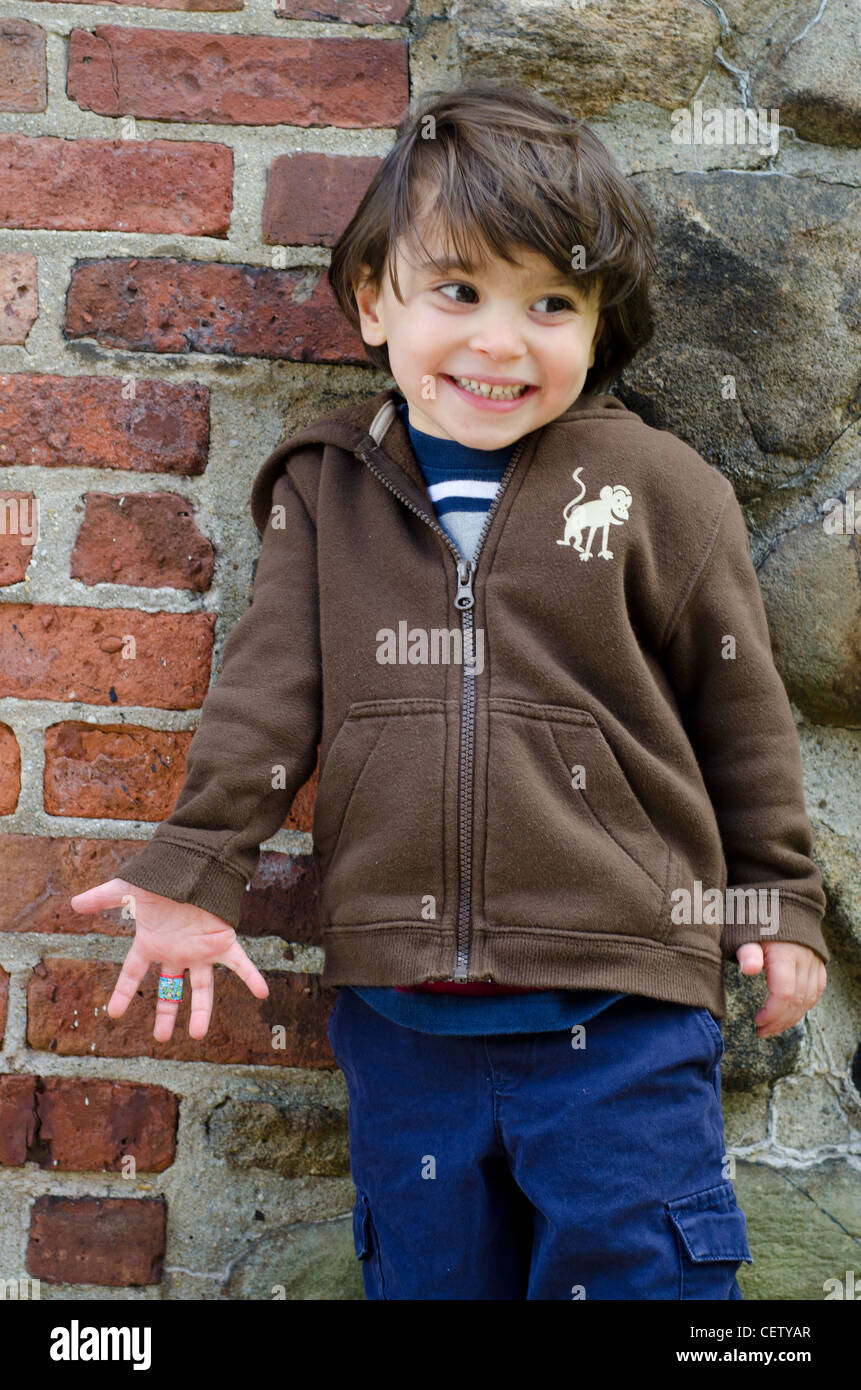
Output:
[71, 81, 829, 1300]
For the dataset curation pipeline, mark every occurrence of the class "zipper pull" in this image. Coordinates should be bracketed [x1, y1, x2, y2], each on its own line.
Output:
[454, 560, 475, 610]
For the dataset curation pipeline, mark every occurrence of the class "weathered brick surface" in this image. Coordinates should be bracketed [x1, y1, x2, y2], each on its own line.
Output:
[0, 374, 210, 473]
[29, 0, 241, 11]
[0, 1075, 176, 1171]
[65, 258, 366, 361]
[0, 607, 214, 706]
[0, 136, 232, 235]
[0, 1075, 38, 1164]
[67, 28, 407, 126]
[27, 1195, 166, 1286]
[0, 20, 46, 113]
[0, 837, 320, 934]
[262, 152, 381, 247]
[285, 762, 316, 836]
[274, 0, 410, 20]
[1, 835, 139, 934]
[71, 492, 215, 591]
[0, 725, 20, 815]
[0, 966, 8, 1046]
[38, 1078, 178, 1172]
[43, 724, 196, 820]
[0, 253, 38, 344]
[239, 851, 320, 942]
[27, 959, 337, 1067]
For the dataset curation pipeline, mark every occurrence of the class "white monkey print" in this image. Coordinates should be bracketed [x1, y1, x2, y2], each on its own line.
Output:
[556, 466, 632, 561]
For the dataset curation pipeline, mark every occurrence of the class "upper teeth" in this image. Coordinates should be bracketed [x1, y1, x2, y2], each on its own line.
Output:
[454, 377, 529, 400]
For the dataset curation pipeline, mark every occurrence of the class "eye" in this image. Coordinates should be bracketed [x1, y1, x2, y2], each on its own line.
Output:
[435, 282, 478, 304]
[533, 295, 577, 314]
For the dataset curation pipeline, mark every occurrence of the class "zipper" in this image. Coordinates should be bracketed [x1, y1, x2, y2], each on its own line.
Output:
[355, 432, 528, 982]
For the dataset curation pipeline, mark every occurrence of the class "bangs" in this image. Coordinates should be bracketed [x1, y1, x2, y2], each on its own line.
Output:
[329, 80, 657, 393]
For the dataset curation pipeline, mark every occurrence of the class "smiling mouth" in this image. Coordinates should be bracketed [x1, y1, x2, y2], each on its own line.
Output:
[445, 375, 534, 400]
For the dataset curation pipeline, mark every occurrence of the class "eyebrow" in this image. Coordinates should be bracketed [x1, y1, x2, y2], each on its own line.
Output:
[416, 255, 584, 293]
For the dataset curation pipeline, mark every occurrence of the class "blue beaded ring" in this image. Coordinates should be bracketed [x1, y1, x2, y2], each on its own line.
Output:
[157, 974, 184, 1002]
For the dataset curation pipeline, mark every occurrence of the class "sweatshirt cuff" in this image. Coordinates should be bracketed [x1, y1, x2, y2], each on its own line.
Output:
[720, 898, 830, 965]
[117, 838, 248, 930]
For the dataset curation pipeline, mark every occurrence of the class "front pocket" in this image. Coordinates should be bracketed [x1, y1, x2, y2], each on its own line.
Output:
[312, 698, 447, 928]
[694, 1007, 726, 1067]
[483, 699, 671, 940]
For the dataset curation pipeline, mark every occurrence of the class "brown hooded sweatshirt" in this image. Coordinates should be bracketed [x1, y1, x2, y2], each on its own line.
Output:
[118, 386, 829, 1018]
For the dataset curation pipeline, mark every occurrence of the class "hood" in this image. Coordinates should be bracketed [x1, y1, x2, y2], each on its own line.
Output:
[250, 385, 631, 538]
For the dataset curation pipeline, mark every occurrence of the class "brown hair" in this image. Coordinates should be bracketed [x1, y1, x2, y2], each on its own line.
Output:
[327, 80, 658, 395]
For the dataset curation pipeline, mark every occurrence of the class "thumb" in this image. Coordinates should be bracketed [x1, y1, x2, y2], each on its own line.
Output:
[70, 877, 134, 914]
[736, 942, 764, 974]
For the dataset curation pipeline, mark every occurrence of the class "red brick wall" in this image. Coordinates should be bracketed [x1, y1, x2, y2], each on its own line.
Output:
[0, 1, 409, 1295]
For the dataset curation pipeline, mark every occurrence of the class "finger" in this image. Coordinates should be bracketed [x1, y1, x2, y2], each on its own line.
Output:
[818, 961, 827, 998]
[153, 967, 185, 1043]
[187, 963, 214, 1040]
[736, 942, 763, 974]
[106, 941, 153, 1019]
[755, 953, 800, 1037]
[217, 941, 270, 999]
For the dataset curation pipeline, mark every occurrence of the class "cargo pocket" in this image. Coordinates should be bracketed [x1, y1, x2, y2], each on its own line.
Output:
[312, 698, 447, 928]
[352, 1189, 385, 1298]
[666, 1181, 753, 1300]
[483, 699, 671, 941]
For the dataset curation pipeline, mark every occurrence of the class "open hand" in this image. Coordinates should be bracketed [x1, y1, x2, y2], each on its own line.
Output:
[70, 878, 269, 1041]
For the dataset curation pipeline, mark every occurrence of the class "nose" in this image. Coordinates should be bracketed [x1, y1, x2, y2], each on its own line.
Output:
[466, 307, 528, 360]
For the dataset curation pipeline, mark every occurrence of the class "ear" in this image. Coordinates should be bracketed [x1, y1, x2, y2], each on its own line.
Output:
[587, 314, 604, 370]
[354, 266, 387, 347]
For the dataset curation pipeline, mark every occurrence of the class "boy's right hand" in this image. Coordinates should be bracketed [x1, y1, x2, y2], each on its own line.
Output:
[69, 879, 269, 1042]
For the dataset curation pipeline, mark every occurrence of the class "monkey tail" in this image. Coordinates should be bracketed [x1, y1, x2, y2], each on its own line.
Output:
[562, 467, 587, 519]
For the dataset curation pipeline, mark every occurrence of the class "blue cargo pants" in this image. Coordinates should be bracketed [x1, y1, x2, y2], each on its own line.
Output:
[326, 986, 753, 1300]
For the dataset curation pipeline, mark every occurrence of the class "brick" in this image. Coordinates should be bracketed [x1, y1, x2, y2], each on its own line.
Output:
[239, 850, 320, 941]
[0, 967, 7, 1045]
[27, 959, 337, 1067]
[0, 253, 38, 344]
[0, 834, 138, 934]
[286, 760, 316, 835]
[0, 136, 232, 236]
[30, 0, 241, 9]
[0, 607, 213, 707]
[44, 723, 195, 819]
[0, 724, 20, 814]
[0, 374, 210, 474]
[0, 491, 37, 584]
[0, 20, 46, 113]
[27, 1195, 165, 1286]
[262, 152, 381, 247]
[0, 834, 320, 934]
[71, 492, 214, 591]
[274, 0, 410, 20]
[65, 258, 365, 361]
[37, 1077, 177, 1172]
[68, 28, 406, 126]
[0, 1075, 38, 1165]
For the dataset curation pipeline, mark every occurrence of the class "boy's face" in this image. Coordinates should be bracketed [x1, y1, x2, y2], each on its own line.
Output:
[354, 227, 605, 449]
